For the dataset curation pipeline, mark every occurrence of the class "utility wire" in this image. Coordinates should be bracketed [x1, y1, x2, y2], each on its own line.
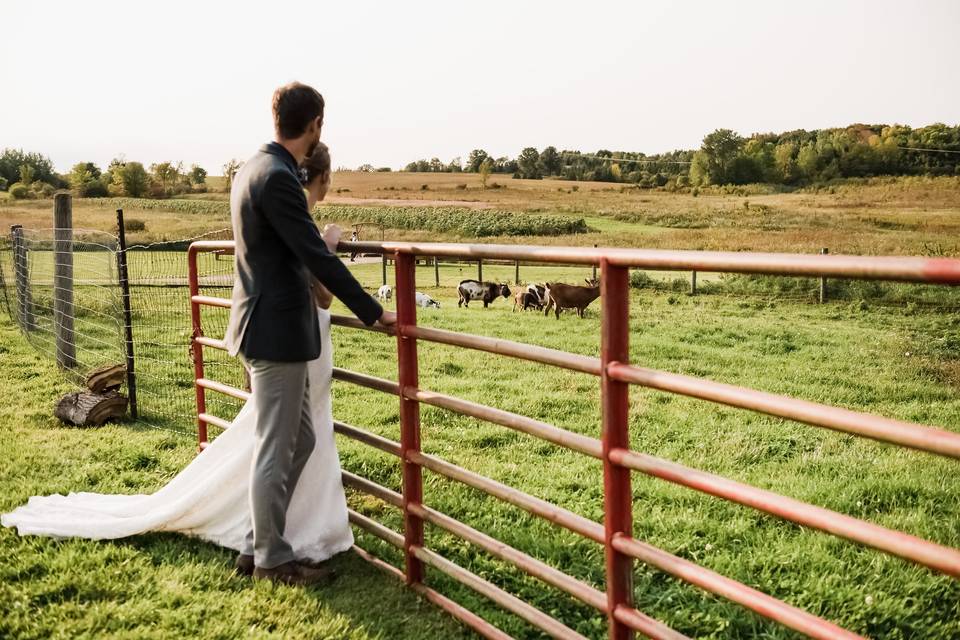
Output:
[564, 147, 959, 164]
[898, 146, 960, 155]
[561, 152, 691, 165]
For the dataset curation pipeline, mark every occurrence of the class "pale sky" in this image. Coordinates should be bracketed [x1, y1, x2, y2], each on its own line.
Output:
[2, 1, 958, 174]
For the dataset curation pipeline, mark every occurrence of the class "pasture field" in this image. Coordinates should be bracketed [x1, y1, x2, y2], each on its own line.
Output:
[1, 249, 959, 638]
[2, 174, 959, 256]
[1, 176, 959, 638]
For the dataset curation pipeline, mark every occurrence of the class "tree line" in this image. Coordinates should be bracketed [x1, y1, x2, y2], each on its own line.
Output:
[3, 122, 957, 201]
[402, 123, 960, 187]
[0, 150, 249, 200]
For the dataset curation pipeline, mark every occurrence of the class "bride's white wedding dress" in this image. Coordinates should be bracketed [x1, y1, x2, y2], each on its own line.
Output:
[1, 308, 353, 562]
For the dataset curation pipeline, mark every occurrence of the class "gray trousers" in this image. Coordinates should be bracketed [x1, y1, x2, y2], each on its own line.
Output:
[240, 357, 317, 569]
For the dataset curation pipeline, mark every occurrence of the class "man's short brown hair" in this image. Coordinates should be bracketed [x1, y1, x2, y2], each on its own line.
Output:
[272, 82, 325, 139]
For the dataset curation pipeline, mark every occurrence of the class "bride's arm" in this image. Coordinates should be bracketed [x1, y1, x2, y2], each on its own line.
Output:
[310, 223, 341, 309]
[311, 277, 333, 309]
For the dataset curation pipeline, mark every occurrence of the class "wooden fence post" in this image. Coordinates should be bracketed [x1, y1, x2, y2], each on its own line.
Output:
[116, 209, 138, 419]
[592, 244, 598, 281]
[819, 248, 828, 303]
[691, 270, 697, 296]
[515, 259, 520, 284]
[478, 258, 483, 282]
[434, 256, 440, 288]
[10, 225, 35, 331]
[381, 253, 388, 287]
[53, 193, 76, 368]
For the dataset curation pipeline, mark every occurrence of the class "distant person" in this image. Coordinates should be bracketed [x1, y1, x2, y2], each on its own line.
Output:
[2, 83, 397, 588]
[349, 229, 359, 262]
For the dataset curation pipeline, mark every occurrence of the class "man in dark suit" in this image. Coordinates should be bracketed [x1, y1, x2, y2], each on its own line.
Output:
[225, 82, 396, 585]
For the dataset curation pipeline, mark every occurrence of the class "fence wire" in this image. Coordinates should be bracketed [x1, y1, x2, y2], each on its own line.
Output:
[125, 228, 245, 430]
[0, 225, 246, 437]
[2, 220, 959, 439]
[4, 228, 124, 386]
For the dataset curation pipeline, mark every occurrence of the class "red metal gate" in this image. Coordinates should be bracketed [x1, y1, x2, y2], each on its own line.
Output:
[188, 240, 960, 640]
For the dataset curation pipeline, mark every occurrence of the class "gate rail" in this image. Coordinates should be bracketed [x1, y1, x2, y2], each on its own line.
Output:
[188, 240, 960, 640]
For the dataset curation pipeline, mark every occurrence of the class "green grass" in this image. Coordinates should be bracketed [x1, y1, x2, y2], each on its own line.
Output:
[2, 259, 959, 638]
[0, 315, 473, 640]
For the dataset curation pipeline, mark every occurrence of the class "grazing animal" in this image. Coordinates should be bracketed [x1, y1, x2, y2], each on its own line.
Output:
[377, 284, 392, 301]
[457, 280, 511, 308]
[543, 279, 600, 319]
[527, 283, 548, 307]
[415, 291, 440, 308]
[513, 283, 548, 312]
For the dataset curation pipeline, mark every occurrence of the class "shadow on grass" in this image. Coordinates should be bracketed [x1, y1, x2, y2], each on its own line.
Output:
[112, 532, 474, 639]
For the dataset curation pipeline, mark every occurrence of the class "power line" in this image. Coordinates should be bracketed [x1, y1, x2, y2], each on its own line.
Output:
[562, 152, 691, 165]
[898, 146, 960, 155]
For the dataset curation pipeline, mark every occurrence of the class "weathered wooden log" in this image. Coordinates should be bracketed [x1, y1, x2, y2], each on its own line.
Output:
[54, 391, 128, 426]
[85, 363, 126, 394]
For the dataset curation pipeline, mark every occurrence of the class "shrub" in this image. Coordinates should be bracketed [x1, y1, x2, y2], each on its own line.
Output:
[36, 183, 56, 198]
[420, 184, 429, 191]
[456, 184, 467, 190]
[629, 270, 654, 289]
[79, 180, 109, 197]
[123, 218, 147, 232]
[9, 183, 29, 199]
[0, 177, 7, 191]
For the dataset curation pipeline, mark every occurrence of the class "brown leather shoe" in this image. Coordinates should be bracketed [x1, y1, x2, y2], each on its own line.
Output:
[252, 561, 335, 586]
[297, 558, 339, 575]
[235, 553, 254, 577]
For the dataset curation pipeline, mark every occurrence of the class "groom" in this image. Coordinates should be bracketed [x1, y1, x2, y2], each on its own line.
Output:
[225, 82, 396, 585]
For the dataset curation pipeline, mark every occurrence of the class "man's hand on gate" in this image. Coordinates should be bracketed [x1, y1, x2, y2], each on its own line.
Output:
[377, 310, 397, 327]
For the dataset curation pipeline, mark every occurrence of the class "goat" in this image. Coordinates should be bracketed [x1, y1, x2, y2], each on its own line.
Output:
[543, 279, 600, 319]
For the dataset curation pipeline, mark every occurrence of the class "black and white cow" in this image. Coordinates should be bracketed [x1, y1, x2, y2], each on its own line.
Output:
[457, 279, 511, 308]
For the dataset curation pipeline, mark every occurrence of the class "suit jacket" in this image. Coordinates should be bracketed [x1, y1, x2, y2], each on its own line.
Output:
[225, 142, 383, 361]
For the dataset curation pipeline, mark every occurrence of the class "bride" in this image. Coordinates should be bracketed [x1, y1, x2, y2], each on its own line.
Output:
[2, 143, 358, 579]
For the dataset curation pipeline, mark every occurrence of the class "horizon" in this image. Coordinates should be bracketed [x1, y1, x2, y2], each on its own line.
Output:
[2, 0, 958, 174]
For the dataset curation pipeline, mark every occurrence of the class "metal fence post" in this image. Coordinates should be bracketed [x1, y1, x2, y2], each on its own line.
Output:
[187, 244, 207, 449]
[10, 225, 35, 331]
[395, 251, 425, 586]
[116, 209, 138, 419]
[53, 193, 76, 369]
[819, 248, 828, 303]
[600, 258, 634, 640]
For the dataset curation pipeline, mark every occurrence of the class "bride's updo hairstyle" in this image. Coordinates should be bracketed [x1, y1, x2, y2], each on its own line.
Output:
[302, 142, 331, 185]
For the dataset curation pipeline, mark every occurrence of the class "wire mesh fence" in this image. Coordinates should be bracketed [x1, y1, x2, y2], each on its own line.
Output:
[0, 221, 245, 437]
[2, 227, 125, 386]
[124, 229, 244, 430]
